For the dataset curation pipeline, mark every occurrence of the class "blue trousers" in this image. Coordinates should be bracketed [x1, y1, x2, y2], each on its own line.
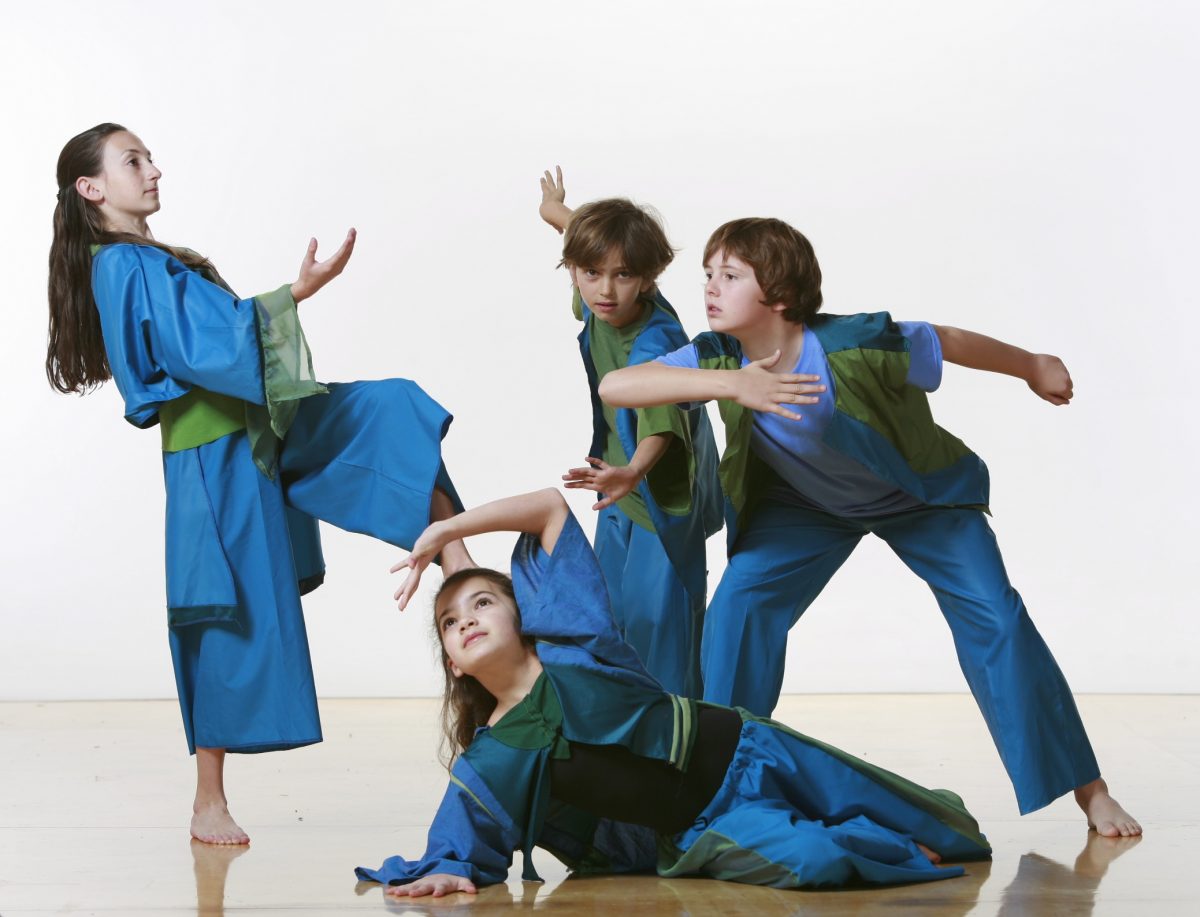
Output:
[660, 715, 991, 887]
[594, 506, 703, 697]
[701, 502, 1099, 814]
[170, 379, 457, 753]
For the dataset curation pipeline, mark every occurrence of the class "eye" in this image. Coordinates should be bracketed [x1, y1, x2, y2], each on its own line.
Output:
[441, 615, 456, 631]
[703, 271, 713, 280]
[723, 273, 737, 281]
[476, 597, 492, 609]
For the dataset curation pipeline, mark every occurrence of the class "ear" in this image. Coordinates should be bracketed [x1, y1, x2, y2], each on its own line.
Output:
[767, 300, 788, 314]
[75, 175, 104, 203]
[448, 658, 465, 679]
[567, 265, 578, 287]
[639, 277, 655, 295]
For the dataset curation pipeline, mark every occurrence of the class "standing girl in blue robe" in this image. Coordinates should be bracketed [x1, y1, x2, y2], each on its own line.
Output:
[46, 123, 471, 845]
[359, 489, 991, 897]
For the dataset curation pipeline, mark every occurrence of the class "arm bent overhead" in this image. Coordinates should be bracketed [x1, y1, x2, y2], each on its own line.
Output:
[393, 489, 572, 610]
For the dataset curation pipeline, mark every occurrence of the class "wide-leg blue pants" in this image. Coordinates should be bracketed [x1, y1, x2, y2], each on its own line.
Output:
[701, 502, 1099, 814]
[593, 506, 703, 697]
[169, 379, 457, 754]
[660, 715, 991, 887]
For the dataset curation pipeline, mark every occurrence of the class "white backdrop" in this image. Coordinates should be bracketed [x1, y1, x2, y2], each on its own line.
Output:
[2, 0, 1196, 700]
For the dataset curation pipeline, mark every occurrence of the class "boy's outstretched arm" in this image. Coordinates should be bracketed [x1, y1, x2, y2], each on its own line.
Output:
[539, 166, 573, 233]
[563, 433, 674, 511]
[392, 489, 571, 610]
[935, 325, 1074, 405]
[600, 353, 825, 418]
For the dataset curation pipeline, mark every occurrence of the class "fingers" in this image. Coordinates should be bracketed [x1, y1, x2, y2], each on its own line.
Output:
[302, 237, 317, 267]
[325, 227, 357, 272]
[766, 405, 804, 421]
[752, 349, 782, 370]
[388, 555, 415, 575]
[556, 164, 563, 189]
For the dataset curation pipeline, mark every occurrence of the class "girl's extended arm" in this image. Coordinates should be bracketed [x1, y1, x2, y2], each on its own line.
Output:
[539, 166, 573, 233]
[562, 432, 673, 511]
[935, 325, 1073, 405]
[392, 489, 571, 610]
[599, 352, 825, 418]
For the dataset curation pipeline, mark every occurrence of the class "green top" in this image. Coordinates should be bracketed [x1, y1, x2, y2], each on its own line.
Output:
[576, 294, 689, 530]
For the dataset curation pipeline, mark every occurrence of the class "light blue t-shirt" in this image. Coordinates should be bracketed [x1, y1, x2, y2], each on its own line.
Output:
[655, 322, 943, 517]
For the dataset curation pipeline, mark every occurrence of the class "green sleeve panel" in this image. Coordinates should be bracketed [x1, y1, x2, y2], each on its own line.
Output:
[572, 286, 586, 322]
[826, 348, 973, 475]
[636, 404, 693, 518]
[158, 389, 246, 453]
[247, 285, 328, 477]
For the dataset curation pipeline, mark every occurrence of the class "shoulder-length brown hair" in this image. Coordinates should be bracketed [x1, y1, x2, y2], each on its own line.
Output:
[432, 567, 534, 769]
[46, 122, 212, 394]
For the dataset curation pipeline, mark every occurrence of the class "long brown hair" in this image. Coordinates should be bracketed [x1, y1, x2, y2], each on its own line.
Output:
[46, 123, 213, 393]
[432, 568, 533, 768]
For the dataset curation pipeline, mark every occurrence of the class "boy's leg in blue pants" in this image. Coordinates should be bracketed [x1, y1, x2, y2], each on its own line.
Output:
[595, 505, 702, 697]
[872, 507, 1100, 814]
[701, 503, 864, 713]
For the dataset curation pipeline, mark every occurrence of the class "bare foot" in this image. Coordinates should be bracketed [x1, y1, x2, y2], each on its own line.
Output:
[191, 802, 250, 845]
[916, 842, 942, 864]
[1074, 778, 1142, 837]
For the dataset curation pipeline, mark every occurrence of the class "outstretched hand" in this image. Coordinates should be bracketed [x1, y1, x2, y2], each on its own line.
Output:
[734, 351, 825, 419]
[563, 457, 641, 511]
[390, 521, 450, 611]
[384, 873, 477, 898]
[291, 228, 356, 303]
[1027, 354, 1073, 405]
[539, 166, 571, 233]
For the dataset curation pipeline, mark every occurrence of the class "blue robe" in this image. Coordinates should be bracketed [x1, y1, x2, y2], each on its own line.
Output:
[92, 243, 460, 752]
[356, 513, 991, 890]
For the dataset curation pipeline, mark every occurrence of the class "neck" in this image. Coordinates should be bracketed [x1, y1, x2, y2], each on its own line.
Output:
[477, 653, 544, 722]
[738, 320, 806, 367]
[102, 211, 153, 239]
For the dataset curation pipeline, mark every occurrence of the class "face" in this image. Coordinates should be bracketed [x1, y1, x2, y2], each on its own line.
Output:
[436, 576, 525, 679]
[77, 130, 162, 225]
[703, 249, 784, 335]
[570, 247, 653, 329]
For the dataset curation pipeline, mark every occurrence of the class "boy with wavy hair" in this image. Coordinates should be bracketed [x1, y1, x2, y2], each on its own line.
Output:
[601, 217, 1139, 836]
[536, 168, 721, 697]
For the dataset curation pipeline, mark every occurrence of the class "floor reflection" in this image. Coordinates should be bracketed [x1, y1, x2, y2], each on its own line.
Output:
[998, 832, 1142, 916]
[190, 839, 249, 916]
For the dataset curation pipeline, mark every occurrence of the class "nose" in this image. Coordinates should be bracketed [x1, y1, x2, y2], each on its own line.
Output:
[705, 276, 718, 296]
[149, 161, 162, 181]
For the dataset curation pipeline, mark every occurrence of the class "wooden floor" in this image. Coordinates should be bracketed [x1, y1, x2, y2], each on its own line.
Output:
[0, 695, 1192, 916]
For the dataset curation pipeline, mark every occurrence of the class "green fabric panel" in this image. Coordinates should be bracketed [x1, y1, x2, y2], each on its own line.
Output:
[826, 349, 972, 474]
[488, 672, 570, 759]
[167, 604, 240, 627]
[657, 829, 799, 885]
[448, 773, 497, 821]
[158, 388, 246, 453]
[741, 711, 991, 852]
[586, 302, 683, 530]
[246, 284, 328, 478]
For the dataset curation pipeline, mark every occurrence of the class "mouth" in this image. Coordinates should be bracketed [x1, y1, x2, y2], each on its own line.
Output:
[462, 631, 487, 649]
[706, 305, 721, 315]
[593, 301, 618, 311]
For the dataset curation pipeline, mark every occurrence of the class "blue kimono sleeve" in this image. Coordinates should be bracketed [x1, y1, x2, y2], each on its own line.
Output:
[509, 513, 655, 679]
[355, 757, 516, 887]
[91, 243, 301, 427]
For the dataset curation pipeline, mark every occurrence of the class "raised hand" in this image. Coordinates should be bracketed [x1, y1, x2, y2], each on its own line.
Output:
[734, 351, 825, 419]
[291, 228, 356, 303]
[563, 457, 641, 511]
[390, 520, 451, 612]
[539, 166, 572, 232]
[1027, 354, 1073, 405]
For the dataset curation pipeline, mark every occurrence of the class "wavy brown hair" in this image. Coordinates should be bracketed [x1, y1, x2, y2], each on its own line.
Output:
[704, 217, 823, 325]
[560, 198, 675, 298]
[46, 123, 213, 393]
[432, 567, 534, 768]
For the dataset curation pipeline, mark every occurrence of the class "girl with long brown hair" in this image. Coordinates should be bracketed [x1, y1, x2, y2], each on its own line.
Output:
[358, 488, 992, 896]
[48, 123, 472, 844]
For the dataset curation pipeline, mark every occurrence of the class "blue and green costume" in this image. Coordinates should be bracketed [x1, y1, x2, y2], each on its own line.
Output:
[659, 312, 1100, 814]
[574, 290, 722, 697]
[91, 243, 461, 754]
[356, 512, 991, 890]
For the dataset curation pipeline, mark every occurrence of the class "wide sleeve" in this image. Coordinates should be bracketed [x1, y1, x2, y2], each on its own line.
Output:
[509, 513, 655, 679]
[91, 244, 325, 432]
[354, 758, 516, 888]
